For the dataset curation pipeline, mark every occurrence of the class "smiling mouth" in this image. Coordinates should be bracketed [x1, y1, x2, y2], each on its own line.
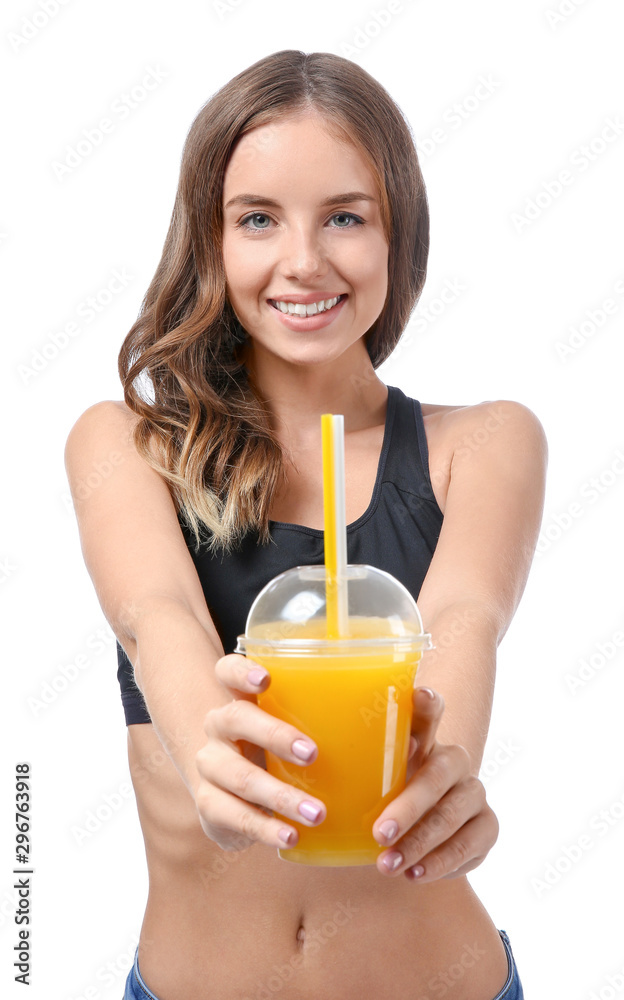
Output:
[268, 294, 347, 317]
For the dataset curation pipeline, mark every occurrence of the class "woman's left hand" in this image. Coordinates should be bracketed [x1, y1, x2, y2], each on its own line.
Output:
[373, 687, 499, 883]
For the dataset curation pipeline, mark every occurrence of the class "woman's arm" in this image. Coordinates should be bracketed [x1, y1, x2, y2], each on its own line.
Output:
[371, 398, 548, 879]
[414, 399, 548, 773]
[64, 401, 233, 798]
[64, 400, 327, 847]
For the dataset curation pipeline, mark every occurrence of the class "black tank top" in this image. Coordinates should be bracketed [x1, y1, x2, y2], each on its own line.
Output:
[116, 384, 444, 725]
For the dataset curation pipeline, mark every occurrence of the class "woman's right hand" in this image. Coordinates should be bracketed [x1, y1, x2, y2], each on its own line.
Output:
[194, 653, 327, 851]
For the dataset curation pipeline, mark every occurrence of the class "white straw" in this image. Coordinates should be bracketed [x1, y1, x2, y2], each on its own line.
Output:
[333, 415, 349, 635]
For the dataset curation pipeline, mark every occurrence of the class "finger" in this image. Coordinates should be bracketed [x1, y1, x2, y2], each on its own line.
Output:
[204, 698, 319, 767]
[376, 774, 485, 877]
[377, 778, 482, 877]
[195, 782, 302, 852]
[409, 687, 444, 775]
[373, 743, 470, 851]
[203, 744, 327, 829]
[214, 652, 271, 695]
[403, 804, 499, 884]
[196, 742, 326, 839]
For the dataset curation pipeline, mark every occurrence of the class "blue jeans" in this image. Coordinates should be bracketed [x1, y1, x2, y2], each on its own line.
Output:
[123, 928, 523, 999]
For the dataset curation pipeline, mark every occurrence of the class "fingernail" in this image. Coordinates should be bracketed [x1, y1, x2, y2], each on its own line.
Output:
[408, 864, 425, 878]
[298, 800, 322, 823]
[378, 820, 398, 842]
[278, 828, 296, 846]
[419, 687, 435, 700]
[292, 739, 315, 761]
[248, 668, 269, 686]
[381, 851, 403, 872]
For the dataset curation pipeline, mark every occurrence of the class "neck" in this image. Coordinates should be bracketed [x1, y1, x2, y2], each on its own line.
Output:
[241, 343, 389, 448]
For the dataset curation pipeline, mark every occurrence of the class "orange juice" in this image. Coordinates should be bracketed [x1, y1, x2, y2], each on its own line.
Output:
[248, 616, 423, 865]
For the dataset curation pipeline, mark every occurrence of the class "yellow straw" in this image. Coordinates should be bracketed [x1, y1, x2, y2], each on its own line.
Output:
[321, 413, 348, 637]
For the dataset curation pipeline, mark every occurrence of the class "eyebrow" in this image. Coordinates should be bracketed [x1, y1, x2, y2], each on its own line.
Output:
[223, 191, 377, 210]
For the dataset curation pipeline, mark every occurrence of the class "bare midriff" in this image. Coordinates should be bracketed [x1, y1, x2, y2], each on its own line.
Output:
[128, 727, 509, 1000]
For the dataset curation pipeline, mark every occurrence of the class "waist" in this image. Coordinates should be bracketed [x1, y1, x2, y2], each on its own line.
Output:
[137, 841, 509, 1000]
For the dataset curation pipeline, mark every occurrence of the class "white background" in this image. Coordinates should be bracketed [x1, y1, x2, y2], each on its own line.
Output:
[2, 0, 624, 997]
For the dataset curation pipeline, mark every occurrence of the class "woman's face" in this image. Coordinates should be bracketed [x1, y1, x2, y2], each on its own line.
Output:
[221, 112, 389, 374]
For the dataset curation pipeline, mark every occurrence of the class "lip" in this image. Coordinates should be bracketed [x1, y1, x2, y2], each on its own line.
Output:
[267, 293, 348, 332]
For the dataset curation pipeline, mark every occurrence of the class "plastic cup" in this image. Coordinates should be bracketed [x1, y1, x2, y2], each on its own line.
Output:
[235, 563, 432, 866]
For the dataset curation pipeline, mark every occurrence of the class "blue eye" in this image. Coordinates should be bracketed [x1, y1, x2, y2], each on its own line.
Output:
[236, 211, 365, 234]
[330, 213, 363, 228]
[239, 212, 271, 231]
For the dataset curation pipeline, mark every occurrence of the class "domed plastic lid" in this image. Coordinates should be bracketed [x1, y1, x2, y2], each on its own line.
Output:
[235, 564, 433, 655]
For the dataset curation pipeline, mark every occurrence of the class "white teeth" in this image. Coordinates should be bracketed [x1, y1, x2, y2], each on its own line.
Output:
[273, 296, 341, 317]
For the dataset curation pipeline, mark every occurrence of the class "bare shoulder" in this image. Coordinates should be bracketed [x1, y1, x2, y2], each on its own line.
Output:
[423, 398, 547, 463]
[65, 399, 139, 451]
[451, 399, 546, 460]
[416, 400, 548, 633]
[419, 399, 547, 514]
[63, 398, 224, 655]
[64, 398, 165, 478]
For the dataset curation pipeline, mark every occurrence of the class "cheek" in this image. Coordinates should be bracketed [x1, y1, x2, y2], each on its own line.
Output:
[222, 243, 257, 305]
[354, 241, 389, 301]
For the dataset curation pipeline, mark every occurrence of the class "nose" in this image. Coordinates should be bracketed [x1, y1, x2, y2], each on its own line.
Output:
[278, 222, 328, 282]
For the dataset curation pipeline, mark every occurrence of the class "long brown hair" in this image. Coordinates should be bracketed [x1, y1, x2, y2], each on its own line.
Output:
[118, 49, 429, 554]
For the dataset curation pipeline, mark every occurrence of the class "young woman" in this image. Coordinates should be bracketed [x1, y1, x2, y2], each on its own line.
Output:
[65, 50, 545, 1000]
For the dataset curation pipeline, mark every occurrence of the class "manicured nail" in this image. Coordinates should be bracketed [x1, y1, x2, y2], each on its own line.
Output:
[292, 739, 315, 761]
[381, 851, 403, 872]
[378, 820, 398, 842]
[419, 688, 435, 700]
[278, 828, 296, 846]
[248, 667, 269, 686]
[298, 800, 322, 823]
[409, 864, 425, 878]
